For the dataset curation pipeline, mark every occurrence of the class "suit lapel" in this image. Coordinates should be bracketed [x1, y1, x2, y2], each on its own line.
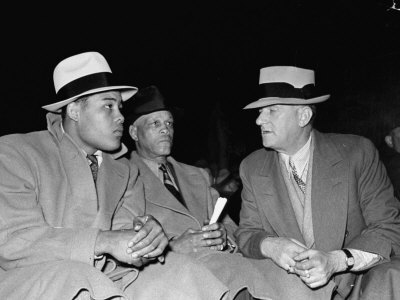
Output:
[59, 134, 98, 221]
[255, 150, 305, 243]
[131, 153, 194, 219]
[311, 131, 348, 251]
[96, 154, 130, 221]
[168, 157, 206, 223]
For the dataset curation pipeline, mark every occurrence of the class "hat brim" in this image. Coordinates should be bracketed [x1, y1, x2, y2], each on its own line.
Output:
[42, 85, 138, 112]
[128, 106, 184, 125]
[243, 95, 330, 109]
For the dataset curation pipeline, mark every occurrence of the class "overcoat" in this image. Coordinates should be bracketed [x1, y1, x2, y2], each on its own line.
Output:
[129, 151, 276, 300]
[235, 130, 400, 299]
[0, 113, 228, 300]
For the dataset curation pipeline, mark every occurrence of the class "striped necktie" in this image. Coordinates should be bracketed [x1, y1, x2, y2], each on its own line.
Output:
[87, 154, 99, 182]
[159, 164, 185, 206]
[289, 159, 306, 194]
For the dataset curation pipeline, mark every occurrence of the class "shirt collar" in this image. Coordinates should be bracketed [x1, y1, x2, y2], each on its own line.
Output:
[280, 134, 312, 177]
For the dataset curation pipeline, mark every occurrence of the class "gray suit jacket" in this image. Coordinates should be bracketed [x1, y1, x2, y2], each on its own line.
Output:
[129, 151, 238, 245]
[236, 130, 400, 297]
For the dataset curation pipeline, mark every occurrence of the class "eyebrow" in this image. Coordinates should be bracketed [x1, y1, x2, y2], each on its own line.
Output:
[101, 97, 123, 106]
[101, 97, 118, 102]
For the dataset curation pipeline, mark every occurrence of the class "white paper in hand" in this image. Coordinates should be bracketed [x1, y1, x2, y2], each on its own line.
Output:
[209, 197, 227, 224]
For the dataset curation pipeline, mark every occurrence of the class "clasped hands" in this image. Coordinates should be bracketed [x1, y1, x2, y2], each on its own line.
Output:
[169, 221, 227, 254]
[96, 215, 168, 267]
[263, 237, 341, 289]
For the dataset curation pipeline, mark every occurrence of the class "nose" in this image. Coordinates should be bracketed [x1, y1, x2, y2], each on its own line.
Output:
[256, 112, 265, 126]
[160, 125, 169, 134]
[116, 108, 125, 124]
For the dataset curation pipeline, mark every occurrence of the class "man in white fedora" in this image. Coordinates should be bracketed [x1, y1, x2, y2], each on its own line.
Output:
[235, 66, 400, 299]
[0, 52, 229, 300]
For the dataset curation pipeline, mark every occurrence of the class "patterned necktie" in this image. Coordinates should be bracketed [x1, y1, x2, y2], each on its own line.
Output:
[87, 154, 99, 182]
[159, 164, 185, 206]
[289, 159, 306, 194]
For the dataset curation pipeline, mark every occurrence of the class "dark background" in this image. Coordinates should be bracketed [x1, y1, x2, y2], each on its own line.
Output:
[1, 1, 400, 166]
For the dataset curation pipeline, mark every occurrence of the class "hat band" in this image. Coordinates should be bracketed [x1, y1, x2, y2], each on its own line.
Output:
[258, 82, 316, 99]
[56, 72, 114, 101]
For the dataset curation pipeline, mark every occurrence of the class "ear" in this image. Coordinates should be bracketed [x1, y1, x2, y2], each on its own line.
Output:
[129, 124, 138, 141]
[385, 135, 393, 148]
[298, 106, 313, 127]
[66, 102, 80, 122]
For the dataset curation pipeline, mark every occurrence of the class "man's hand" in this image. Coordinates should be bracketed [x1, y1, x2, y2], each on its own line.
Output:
[126, 215, 168, 262]
[260, 237, 308, 271]
[170, 222, 227, 254]
[169, 228, 210, 254]
[95, 229, 147, 267]
[201, 221, 227, 251]
[293, 249, 344, 288]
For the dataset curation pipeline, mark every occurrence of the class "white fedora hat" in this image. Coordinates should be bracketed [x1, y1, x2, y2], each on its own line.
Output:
[42, 51, 138, 112]
[244, 66, 330, 109]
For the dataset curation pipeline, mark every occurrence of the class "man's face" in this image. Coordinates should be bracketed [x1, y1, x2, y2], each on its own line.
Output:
[255, 104, 304, 154]
[130, 110, 174, 160]
[71, 91, 124, 154]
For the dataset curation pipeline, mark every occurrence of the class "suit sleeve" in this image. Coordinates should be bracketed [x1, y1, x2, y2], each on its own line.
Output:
[346, 137, 400, 259]
[234, 158, 274, 258]
[0, 141, 99, 270]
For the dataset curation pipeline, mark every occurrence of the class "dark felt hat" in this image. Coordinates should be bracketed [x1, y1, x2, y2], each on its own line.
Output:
[124, 85, 183, 124]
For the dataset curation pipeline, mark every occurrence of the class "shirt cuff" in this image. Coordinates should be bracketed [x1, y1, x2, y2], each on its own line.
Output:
[348, 248, 382, 271]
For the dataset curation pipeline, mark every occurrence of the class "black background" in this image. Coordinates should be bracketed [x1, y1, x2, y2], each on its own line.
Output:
[2, 1, 400, 164]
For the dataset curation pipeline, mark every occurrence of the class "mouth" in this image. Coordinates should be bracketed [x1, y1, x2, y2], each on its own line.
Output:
[114, 128, 123, 137]
[159, 136, 172, 143]
[261, 129, 272, 135]
[159, 139, 171, 143]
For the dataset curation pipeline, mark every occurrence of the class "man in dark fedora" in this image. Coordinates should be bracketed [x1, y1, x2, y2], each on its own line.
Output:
[123, 85, 275, 300]
[0, 52, 229, 300]
[235, 66, 400, 299]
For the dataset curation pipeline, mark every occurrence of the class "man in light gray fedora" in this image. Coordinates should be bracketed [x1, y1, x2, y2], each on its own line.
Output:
[235, 66, 400, 299]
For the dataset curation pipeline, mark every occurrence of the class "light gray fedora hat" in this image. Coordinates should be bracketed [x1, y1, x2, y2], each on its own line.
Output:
[42, 51, 138, 112]
[244, 66, 330, 109]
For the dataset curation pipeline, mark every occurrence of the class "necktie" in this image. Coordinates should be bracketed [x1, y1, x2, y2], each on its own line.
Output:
[87, 154, 99, 182]
[289, 159, 306, 194]
[159, 164, 185, 206]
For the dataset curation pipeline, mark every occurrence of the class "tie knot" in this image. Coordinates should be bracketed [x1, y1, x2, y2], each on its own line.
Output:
[87, 154, 99, 182]
[159, 163, 168, 173]
[87, 154, 98, 165]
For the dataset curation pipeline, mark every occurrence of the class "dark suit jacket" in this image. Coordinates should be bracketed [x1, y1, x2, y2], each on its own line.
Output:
[235, 130, 400, 298]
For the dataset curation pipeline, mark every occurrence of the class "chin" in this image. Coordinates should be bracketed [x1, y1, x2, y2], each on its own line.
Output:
[160, 149, 171, 156]
[101, 141, 121, 152]
[157, 145, 171, 154]
[261, 138, 271, 148]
